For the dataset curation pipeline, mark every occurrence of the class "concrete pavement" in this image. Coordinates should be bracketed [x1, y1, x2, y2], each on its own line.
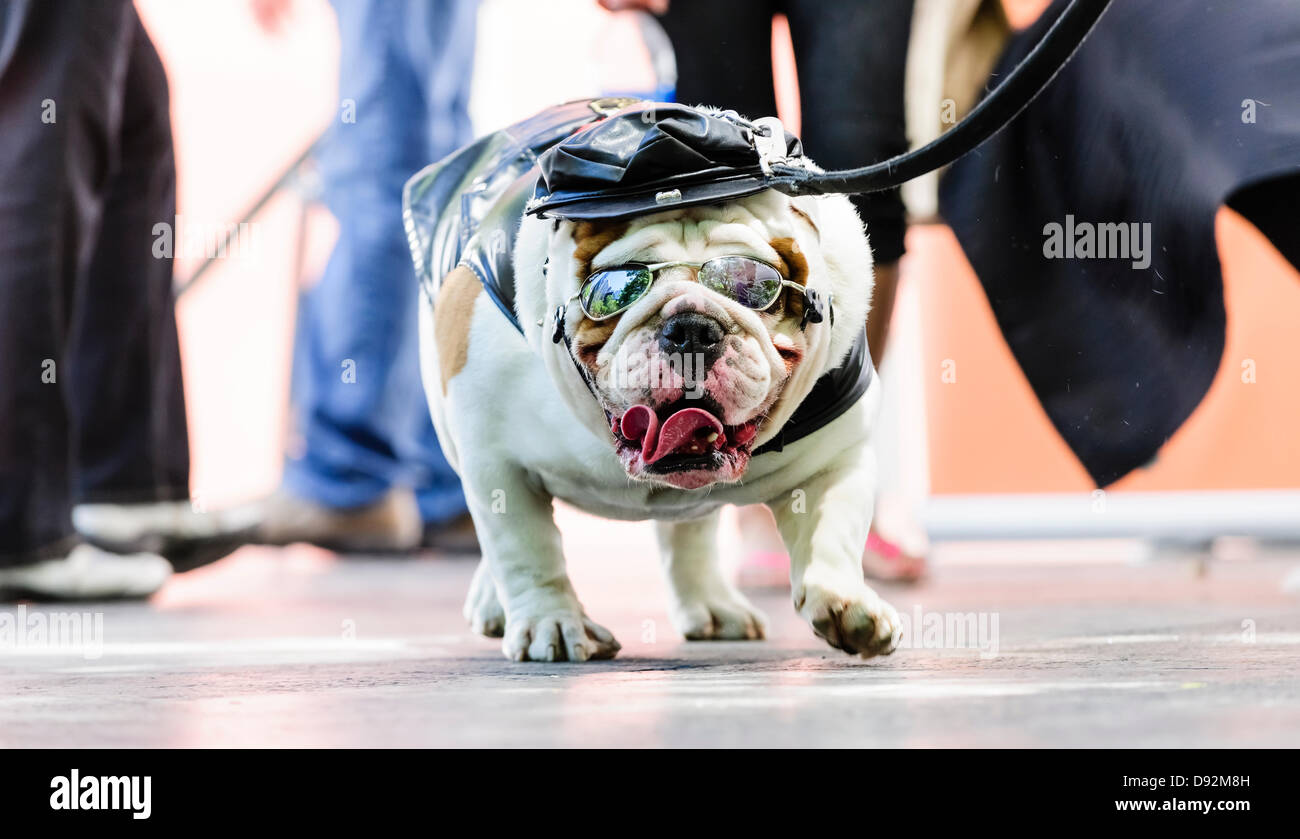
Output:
[2, 537, 1297, 747]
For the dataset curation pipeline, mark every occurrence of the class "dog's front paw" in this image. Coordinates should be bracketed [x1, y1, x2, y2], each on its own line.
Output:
[671, 587, 768, 641]
[463, 560, 505, 638]
[793, 572, 899, 659]
[503, 607, 621, 663]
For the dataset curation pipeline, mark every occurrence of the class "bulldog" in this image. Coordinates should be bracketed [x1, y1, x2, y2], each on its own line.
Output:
[411, 102, 900, 662]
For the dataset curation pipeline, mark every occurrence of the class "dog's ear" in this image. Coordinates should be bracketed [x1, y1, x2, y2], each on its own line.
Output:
[512, 212, 566, 352]
[808, 193, 873, 370]
[788, 198, 822, 242]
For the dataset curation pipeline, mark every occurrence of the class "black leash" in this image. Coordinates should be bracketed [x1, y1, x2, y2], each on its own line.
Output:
[766, 0, 1113, 197]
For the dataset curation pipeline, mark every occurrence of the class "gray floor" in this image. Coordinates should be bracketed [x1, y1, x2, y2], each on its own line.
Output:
[2, 545, 1298, 747]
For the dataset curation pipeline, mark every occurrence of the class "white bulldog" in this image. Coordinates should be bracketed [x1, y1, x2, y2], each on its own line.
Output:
[419, 181, 899, 662]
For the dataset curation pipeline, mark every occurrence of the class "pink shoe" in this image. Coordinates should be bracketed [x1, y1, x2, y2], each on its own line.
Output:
[862, 529, 927, 583]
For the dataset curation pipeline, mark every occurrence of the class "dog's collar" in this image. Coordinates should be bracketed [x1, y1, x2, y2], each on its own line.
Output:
[550, 300, 614, 428]
[751, 328, 873, 457]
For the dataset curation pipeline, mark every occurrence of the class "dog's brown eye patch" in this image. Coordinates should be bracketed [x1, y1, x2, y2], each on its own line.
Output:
[769, 237, 809, 319]
[574, 317, 618, 366]
[576, 341, 606, 367]
[572, 220, 630, 281]
[768, 237, 808, 286]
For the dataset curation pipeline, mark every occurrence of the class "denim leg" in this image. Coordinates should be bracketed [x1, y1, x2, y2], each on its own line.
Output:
[284, 0, 475, 521]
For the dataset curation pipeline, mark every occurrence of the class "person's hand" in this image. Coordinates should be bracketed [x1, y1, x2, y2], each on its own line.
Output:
[250, 0, 293, 34]
[598, 0, 670, 14]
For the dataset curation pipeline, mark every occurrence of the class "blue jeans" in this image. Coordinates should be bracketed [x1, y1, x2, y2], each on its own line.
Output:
[284, 0, 476, 524]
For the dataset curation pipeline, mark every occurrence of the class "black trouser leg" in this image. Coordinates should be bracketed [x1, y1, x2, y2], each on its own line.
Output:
[67, 13, 189, 506]
[657, 0, 780, 120]
[784, 0, 913, 264]
[658, 0, 912, 263]
[0, 0, 161, 564]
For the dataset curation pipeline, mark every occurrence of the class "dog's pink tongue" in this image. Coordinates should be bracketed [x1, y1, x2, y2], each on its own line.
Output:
[620, 405, 727, 463]
[646, 408, 725, 463]
[619, 405, 659, 454]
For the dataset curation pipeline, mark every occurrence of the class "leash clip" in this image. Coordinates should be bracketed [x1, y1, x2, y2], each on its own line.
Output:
[795, 287, 826, 327]
[551, 305, 566, 344]
[752, 116, 789, 176]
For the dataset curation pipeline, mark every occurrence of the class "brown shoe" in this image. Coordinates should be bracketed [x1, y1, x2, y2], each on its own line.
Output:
[253, 487, 422, 553]
[421, 512, 480, 555]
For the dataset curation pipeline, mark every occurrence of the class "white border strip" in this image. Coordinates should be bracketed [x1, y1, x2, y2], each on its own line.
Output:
[923, 490, 1300, 541]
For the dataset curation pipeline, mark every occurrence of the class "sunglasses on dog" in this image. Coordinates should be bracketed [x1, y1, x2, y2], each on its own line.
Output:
[570, 256, 804, 321]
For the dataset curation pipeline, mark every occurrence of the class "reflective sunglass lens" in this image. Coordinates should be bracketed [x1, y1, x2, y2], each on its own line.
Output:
[580, 267, 652, 319]
[700, 257, 784, 309]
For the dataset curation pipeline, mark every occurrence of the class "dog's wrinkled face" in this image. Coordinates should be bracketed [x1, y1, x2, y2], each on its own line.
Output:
[550, 195, 825, 489]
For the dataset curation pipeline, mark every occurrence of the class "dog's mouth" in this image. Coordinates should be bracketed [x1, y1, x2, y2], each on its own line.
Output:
[609, 397, 760, 486]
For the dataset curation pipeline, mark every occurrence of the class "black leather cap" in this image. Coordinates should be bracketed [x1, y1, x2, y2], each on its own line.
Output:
[527, 102, 803, 220]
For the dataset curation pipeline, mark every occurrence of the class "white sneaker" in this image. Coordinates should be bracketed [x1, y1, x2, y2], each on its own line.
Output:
[73, 499, 259, 573]
[73, 499, 260, 543]
[0, 543, 172, 601]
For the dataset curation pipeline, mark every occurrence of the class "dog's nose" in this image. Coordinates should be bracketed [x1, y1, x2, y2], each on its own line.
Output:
[658, 311, 725, 367]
